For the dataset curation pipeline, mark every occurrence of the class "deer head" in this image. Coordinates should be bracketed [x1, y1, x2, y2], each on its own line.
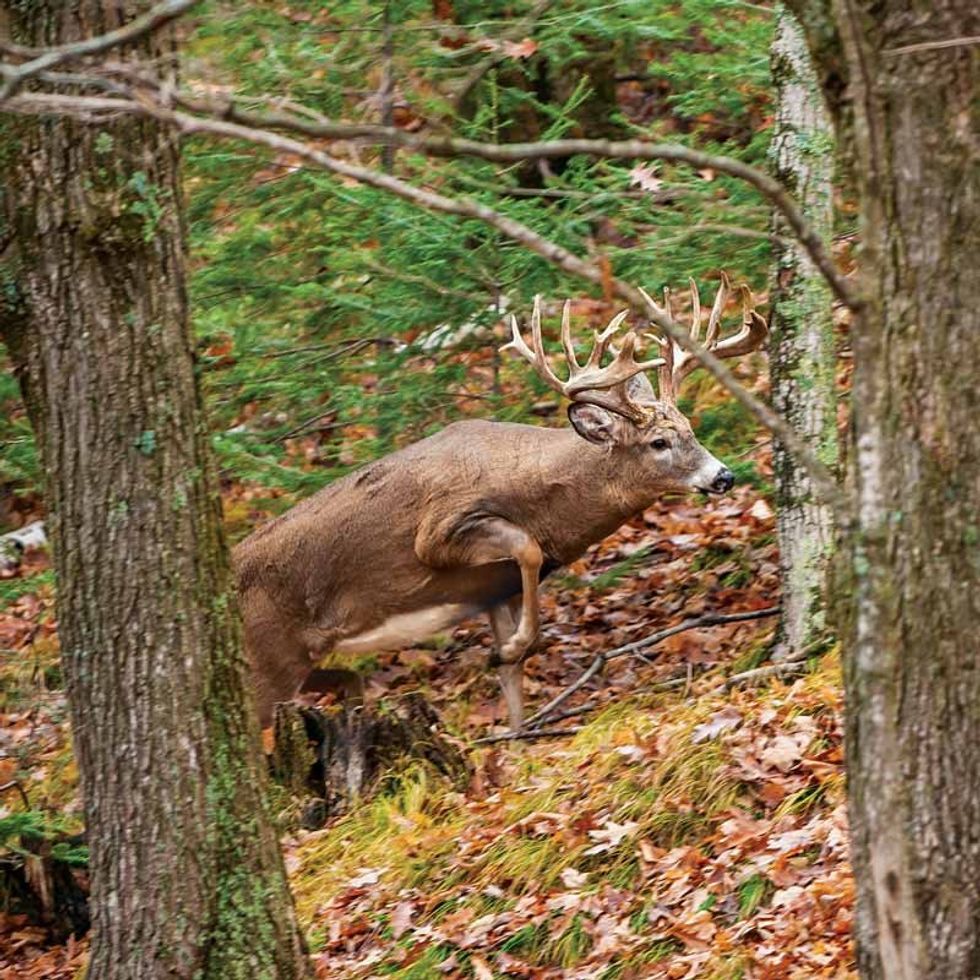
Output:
[503, 274, 767, 497]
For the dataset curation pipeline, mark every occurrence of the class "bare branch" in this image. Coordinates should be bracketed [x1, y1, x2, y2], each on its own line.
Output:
[473, 725, 583, 746]
[1, 87, 850, 516]
[128, 91, 860, 312]
[0, 0, 199, 102]
[723, 659, 807, 690]
[883, 35, 980, 56]
[525, 606, 780, 729]
[2, 64, 856, 313]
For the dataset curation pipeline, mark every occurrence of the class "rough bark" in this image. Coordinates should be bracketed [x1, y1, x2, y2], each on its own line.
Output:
[795, 2, 980, 976]
[0, 4, 310, 977]
[768, 7, 837, 659]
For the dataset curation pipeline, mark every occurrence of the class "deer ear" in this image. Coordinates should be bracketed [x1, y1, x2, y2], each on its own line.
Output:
[568, 403, 619, 445]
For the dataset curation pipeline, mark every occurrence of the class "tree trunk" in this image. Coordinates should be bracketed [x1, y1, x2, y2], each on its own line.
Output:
[789, 2, 980, 976]
[0, 4, 310, 977]
[768, 6, 838, 660]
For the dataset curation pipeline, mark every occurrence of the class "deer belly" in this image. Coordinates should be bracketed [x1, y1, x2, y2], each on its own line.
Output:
[333, 603, 474, 653]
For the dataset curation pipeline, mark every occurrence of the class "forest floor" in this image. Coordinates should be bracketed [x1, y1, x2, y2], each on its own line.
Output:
[0, 460, 855, 979]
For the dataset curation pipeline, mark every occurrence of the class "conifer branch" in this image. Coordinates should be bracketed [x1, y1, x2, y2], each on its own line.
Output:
[1, 88, 851, 526]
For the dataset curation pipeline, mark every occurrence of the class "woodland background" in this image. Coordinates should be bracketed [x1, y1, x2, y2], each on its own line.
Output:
[0, 0, 914, 976]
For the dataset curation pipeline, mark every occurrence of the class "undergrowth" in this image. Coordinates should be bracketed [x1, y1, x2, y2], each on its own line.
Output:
[293, 651, 848, 977]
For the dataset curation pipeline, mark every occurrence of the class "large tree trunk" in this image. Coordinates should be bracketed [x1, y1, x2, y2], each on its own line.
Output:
[768, 6, 837, 660]
[0, 4, 310, 977]
[789, 2, 980, 976]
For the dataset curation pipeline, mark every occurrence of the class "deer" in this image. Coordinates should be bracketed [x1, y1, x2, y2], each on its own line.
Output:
[234, 275, 767, 731]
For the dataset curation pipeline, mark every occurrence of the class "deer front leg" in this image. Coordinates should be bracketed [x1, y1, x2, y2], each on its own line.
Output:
[460, 519, 543, 665]
[416, 516, 543, 730]
[489, 597, 526, 731]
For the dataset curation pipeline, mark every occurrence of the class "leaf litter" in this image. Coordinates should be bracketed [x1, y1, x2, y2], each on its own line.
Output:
[0, 469, 855, 978]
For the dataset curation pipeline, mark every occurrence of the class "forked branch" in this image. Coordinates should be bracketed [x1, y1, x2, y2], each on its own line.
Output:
[0, 85, 850, 517]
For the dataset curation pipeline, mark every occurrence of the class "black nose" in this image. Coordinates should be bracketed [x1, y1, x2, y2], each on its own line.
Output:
[711, 467, 735, 494]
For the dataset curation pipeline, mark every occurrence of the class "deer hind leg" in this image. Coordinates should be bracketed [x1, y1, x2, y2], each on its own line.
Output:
[241, 590, 319, 727]
[489, 597, 527, 731]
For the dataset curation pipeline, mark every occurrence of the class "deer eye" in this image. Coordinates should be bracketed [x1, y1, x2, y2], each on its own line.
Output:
[650, 438, 670, 451]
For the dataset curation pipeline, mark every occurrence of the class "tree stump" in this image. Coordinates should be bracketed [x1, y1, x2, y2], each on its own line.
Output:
[0, 833, 90, 941]
[270, 694, 471, 828]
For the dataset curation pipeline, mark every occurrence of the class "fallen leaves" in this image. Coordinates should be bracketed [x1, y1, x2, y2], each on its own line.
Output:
[0, 443, 855, 979]
[691, 706, 742, 744]
[585, 819, 640, 854]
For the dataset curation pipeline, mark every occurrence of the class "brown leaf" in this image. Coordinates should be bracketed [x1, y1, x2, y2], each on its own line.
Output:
[761, 735, 805, 772]
[691, 706, 742, 744]
[470, 954, 494, 980]
[390, 900, 414, 939]
[503, 37, 538, 59]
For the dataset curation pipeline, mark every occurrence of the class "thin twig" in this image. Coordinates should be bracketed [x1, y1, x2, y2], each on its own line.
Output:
[0, 780, 31, 810]
[0, 0, 198, 102]
[883, 35, 980, 56]
[525, 606, 779, 729]
[473, 725, 583, 746]
[277, 409, 335, 442]
[723, 660, 807, 690]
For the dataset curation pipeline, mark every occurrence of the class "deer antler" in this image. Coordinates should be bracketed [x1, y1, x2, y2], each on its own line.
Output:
[503, 296, 662, 425]
[639, 274, 768, 403]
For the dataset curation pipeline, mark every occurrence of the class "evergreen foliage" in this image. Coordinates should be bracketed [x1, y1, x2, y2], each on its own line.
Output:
[2, 0, 774, 498]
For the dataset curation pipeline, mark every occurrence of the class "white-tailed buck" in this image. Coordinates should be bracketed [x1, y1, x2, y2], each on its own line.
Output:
[235, 276, 767, 729]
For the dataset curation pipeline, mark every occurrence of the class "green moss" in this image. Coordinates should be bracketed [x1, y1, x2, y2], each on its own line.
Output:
[135, 429, 157, 456]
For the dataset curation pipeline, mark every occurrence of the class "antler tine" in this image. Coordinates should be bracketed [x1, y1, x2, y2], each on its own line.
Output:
[504, 313, 535, 361]
[640, 273, 767, 400]
[688, 278, 702, 344]
[704, 271, 730, 350]
[674, 274, 768, 389]
[585, 309, 629, 369]
[502, 297, 566, 397]
[637, 285, 676, 402]
[710, 283, 769, 359]
[502, 299, 662, 421]
[559, 300, 580, 371]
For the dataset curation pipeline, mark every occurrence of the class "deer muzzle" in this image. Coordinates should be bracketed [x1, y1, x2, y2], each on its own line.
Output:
[709, 467, 735, 494]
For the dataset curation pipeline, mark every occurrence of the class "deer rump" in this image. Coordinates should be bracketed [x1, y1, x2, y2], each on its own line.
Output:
[234, 420, 581, 725]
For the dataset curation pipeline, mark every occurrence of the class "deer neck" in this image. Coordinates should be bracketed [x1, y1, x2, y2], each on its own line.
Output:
[530, 430, 655, 563]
